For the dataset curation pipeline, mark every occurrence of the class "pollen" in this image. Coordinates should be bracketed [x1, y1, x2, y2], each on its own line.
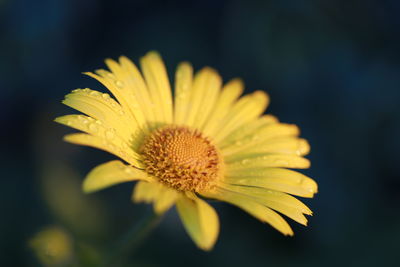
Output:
[141, 126, 221, 192]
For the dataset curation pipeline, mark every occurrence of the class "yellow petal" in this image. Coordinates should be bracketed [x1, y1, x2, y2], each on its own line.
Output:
[184, 67, 222, 128]
[84, 71, 149, 133]
[191, 68, 222, 130]
[202, 79, 244, 137]
[140, 51, 173, 124]
[212, 91, 270, 143]
[132, 181, 163, 203]
[203, 79, 244, 136]
[63, 133, 143, 168]
[61, 88, 136, 143]
[225, 167, 318, 198]
[219, 184, 311, 225]
[153, 186, 179, 214]
[226, 154, 310, 169]
[83, 160, 148, 193]
[221, 123, 300, 156]
[105, 57, 156, 128]
[224, 138, 310, 162]
[176, 194, 219, 251]
[204, 188, 293, 236]
[132, 181, 181, 214]
[173, 62, 193, 125]
[55, 114, 142, 158]
[219, 114, 279, 148]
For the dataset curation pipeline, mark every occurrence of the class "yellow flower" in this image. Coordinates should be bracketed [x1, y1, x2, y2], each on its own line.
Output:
[29, 226, 73, 266]
[55, 51, 318, 250]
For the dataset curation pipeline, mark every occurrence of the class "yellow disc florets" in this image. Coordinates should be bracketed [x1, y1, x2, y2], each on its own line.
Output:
[141, 126, 221, 192]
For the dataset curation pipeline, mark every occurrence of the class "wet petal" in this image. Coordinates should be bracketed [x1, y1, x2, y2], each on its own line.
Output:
[63, 133, 143, 167]
[202, 79, 244, 137]
[176, 194, 219, 251]
[83, 160, 148, 193]
[226, 154, 311, 169]
[60, 88, 136, 143]
[212, 91, 269, 143]
[204, 188, 293, 236]
[218, 184, 311, 225]
[224, 167, 318, 198]
[140, 51, 173, 124]
[184, 67, 222, 129]
[221, 123, 300, 155]
[174, 62, 194, 125]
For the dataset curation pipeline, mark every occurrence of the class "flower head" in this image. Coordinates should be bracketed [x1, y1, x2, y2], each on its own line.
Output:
[55, 51, 318, 250]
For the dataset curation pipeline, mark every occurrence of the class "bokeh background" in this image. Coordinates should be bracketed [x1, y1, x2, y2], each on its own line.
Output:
[1, 0, 399, 266]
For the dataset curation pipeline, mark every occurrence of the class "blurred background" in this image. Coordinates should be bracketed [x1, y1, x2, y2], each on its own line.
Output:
[1, 0, 399, 266]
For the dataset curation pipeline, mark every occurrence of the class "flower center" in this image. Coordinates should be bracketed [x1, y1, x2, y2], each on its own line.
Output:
[141, 125, 221, 192]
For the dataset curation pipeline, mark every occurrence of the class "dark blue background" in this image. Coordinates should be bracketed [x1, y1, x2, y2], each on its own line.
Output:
[1, 0, 399, 266]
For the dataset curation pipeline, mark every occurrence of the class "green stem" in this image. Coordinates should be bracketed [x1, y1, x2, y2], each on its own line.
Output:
[102, 210, 162, 267]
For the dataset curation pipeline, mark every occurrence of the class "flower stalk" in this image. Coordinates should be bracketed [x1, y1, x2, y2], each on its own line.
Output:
[103, 210, 162, 267]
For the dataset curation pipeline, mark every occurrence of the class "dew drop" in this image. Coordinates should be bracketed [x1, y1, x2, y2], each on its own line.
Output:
[90, 91, 100, 96]
[107, 73, 115, 79]
[182, 83, 189, 91]
[241, 159, 250, 165]
[273, 159, 288, 166]
[66, 120, 72, 126]
[102, 93, 110, 99]
[105, 129, 115, 140]
[124, 167, 133, 174]
[115, 80, 124, 88]
[89, 123, 98, 132]
[234, 141, 242, 146]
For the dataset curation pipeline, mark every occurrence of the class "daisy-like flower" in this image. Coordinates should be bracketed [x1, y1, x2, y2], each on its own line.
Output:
[55, 51, 317, 250]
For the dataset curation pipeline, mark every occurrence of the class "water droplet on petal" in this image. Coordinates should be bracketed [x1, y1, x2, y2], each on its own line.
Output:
[115, 80, 124, 88]
[89, 123, 98, 132]
[105, 129, 115, 140]
[90, 91, 100, 96]
[241, 159, 249, 165]
[124, 167, 133, 174]
[102, 93, 110, 99]
[273, 159, 288, 166]
[107, 73, 115, 79]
